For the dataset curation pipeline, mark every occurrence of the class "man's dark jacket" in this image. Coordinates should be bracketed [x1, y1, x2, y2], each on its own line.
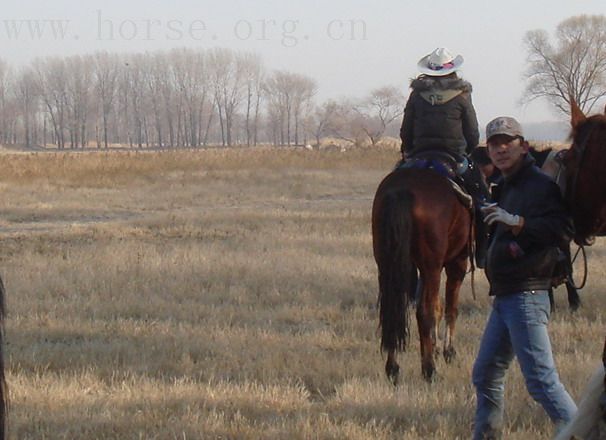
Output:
[485, 154, 573, 296]
[400, 75, 479, 158]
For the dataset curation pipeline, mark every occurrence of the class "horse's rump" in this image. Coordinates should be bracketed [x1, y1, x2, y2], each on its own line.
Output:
[373, 168, 469, 264]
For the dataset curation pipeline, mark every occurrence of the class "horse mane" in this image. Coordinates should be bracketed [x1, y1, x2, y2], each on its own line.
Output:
[585, 112, 606, 130]
[581, 113, 606, 166]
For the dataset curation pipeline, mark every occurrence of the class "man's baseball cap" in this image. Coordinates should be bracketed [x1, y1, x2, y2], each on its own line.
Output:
[486, 116, 523, 141]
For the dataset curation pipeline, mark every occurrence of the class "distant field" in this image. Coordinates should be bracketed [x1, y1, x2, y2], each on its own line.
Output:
[0, 147, 603, 439]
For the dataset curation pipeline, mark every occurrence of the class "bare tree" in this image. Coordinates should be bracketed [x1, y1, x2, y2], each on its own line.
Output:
[321, 96, 398, 147]
[308, 100, 339, 147]
[353, 86, 405, 146]
[142, 53, 166, 148]
[325, 98, 364, 146]
[209, 48, 245, 146]
[32, 58, 68, 149]
[123, 54, 148, 148]
[0, 59, 14, 144]
[65, 55, 93, 148]
[263, 71, 290, 145]
[523, 14, 606, 115]
[93, 52, 119, 148]
[264, 71, 316, 146]
[291, 75, 317, 146]
[241, 53, 264, 146]
[16, 68, 39, 147]
[169, 48, 212, 147]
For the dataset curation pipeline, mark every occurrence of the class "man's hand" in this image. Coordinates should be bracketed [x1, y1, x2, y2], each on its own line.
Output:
[481, 203, 524, 229]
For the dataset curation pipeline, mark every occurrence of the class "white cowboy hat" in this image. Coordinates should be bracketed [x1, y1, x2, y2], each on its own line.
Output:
[417, 47, 464, 76]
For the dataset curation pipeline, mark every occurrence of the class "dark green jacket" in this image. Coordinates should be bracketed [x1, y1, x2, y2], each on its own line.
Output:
[400, 76, 479, 158]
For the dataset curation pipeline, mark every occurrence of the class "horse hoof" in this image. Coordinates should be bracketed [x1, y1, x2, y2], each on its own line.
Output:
[422, 364, 436, 382]
[444, 347, 457, 363]
[385, 362, 400, 387]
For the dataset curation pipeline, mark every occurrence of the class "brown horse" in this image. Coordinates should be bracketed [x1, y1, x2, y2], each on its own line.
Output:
[372, 164, 472, 382]
[551, 101, 606, 439]
[562, 101, 606, 244]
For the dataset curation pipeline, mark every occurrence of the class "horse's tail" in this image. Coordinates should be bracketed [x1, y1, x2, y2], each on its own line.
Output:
[0, 276, 7, 440]
[377, 189, 414, 353]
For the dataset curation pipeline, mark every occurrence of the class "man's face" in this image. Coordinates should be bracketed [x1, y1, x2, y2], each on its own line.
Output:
[487, 135, 528, 175]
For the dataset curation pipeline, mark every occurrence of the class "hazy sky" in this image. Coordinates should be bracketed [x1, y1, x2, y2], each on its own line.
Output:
[2, 0, 605, 126]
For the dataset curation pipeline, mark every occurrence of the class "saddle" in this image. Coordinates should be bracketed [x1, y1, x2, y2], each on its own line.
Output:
[398, 151, 473, 209]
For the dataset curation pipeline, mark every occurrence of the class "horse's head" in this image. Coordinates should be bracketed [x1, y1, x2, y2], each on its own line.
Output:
[561, 99, 606, 245]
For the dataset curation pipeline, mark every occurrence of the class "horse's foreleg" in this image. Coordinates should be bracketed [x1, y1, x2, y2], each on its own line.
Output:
[443, 258, 466, 363]
[417, 269, 441, 381]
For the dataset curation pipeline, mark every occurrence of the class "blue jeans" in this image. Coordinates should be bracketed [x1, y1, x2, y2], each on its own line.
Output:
[472, 291, 577, 439]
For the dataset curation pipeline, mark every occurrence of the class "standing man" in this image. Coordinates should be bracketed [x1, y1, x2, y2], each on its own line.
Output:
[472, 117, 577, 439]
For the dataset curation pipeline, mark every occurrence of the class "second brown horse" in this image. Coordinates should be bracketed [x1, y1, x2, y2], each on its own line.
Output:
[372, 166, 472, 382]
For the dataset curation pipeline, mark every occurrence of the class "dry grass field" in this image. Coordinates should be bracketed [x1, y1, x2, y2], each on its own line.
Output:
[0, 146, 604, 439]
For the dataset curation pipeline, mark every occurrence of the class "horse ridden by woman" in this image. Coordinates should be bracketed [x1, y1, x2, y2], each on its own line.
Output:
[373, 47, 486, 383]
[372, 162, 473, 383]
[552, 100, 606, 440]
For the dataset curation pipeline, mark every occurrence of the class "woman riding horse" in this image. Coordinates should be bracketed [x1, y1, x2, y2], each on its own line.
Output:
[375, 47, 482, 381]
[400, 47, 489, 267]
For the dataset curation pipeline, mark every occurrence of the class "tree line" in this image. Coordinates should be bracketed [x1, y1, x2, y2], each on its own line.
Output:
[2, 14, 603, 149]
[0, 47, 405, 149]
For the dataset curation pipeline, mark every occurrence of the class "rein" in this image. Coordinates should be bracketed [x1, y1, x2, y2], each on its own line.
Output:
[556, 125, 596, 290]
[567, 244, 588, 290]
[467, 213, 476, 300]
[551, 153, 589, 290]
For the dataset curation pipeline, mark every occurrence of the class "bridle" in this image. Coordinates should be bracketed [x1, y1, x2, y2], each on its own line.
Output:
[566, 126, 594, 212]
[550, 126, 595, 290]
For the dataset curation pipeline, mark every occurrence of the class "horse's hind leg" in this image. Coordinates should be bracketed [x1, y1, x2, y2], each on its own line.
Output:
[417, 268, 442, 381]
[443, 257, 466, 363]
[566, 281, 581, 312]
[385, 350, 400, 386]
